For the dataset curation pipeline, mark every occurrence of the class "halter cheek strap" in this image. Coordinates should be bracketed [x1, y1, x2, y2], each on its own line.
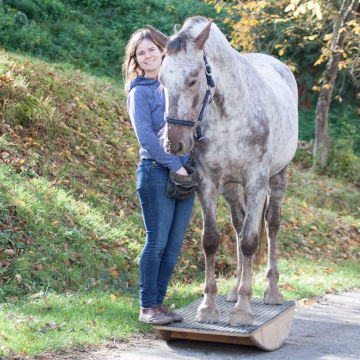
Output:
[165, 51, 215, 142]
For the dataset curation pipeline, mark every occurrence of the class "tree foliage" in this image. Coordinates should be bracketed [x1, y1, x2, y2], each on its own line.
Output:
[313, 0, 359, 168]
[206, 0, 360, 175]
[0, 0, 221, 80]
[206, 0, 359, 107]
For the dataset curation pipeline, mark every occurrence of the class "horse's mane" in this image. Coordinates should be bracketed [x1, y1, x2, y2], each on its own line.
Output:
[166, 16, 231, 56]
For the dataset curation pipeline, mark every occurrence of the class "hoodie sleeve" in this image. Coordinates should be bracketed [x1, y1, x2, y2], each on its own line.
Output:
[128, 86, 183, 172]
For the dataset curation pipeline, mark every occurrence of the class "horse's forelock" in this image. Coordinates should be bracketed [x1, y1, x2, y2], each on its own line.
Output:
[165, 32, 191, 55]
[165, 16, 209, 55]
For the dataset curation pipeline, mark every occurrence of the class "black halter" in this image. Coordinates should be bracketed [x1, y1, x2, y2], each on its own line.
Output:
[165, 52, 215, 142]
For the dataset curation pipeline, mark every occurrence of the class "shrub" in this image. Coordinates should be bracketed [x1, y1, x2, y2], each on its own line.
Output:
[327, 137, 360, 186]
[0, 0, 222, 80]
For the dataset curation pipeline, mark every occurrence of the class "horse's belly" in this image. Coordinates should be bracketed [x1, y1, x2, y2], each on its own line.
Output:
[269, 108, 298, 175]
[270, 139, 297, 176]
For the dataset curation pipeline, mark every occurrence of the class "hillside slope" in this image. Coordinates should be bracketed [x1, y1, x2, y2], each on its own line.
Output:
[0, 51, 359, 301]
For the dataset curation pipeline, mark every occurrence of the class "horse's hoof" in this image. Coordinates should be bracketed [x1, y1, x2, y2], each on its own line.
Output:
[226, 293, 238, 302]
[264, 290, 284, 305]
[229, 310, 254, 326]
[196, 308, 218, 323]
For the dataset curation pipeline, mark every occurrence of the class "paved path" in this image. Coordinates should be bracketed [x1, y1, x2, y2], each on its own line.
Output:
[48, 290, 360, 360]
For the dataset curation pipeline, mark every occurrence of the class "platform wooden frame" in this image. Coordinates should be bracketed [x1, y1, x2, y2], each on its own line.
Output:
[153, 295, 295, 351]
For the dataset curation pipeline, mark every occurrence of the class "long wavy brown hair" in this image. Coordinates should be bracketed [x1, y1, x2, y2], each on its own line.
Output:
[122, 29, 163, 95]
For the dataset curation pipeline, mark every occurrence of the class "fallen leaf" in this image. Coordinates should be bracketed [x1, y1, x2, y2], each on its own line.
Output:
[4, 249, 16, 256]
[108, 266, 119, 276]
[14, 199, 26, 207]
[298, 298, 314, 306]
[278, 283, 296, 291]
[30, 292, 44, 299]
[46, 322, 60, 330]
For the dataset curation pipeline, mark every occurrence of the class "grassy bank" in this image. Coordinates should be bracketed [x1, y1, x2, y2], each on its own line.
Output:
[1, 257, 360, 358]
[0, 50, 359, 358]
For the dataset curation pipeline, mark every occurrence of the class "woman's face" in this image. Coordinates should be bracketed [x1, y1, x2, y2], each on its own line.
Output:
[135, 39, 162, 78]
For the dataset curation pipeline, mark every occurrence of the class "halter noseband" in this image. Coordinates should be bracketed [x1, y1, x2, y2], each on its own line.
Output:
[165, 52, 215, 142]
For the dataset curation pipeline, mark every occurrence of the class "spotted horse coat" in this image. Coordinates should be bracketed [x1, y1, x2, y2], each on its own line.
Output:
[148, 16, 298, 326]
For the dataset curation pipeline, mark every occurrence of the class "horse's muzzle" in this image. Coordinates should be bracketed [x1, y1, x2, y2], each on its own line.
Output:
[167, 137, 194, 156]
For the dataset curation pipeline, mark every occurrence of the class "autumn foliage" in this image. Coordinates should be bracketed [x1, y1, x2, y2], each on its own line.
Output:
[206, 0, 359, 107]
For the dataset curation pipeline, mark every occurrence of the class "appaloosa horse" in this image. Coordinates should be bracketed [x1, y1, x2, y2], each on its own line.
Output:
[148, 16, 298, 326]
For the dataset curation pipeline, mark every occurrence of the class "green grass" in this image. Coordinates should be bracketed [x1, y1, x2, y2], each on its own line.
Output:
[0, 291, 145, 357]
[173, 258, 360, 304]
[1, 257, 359, 358]
[0, 163, 141, 300]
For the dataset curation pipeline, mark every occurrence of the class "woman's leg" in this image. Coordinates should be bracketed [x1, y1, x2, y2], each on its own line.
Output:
[156, 194, 195, 305]
[137, 161, 176, 308]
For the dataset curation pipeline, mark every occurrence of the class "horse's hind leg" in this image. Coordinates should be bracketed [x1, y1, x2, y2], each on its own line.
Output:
[222, 183, 245, 302]
[196, 182, 220, 324]
[264, 166, 287, 305]
[230, 173, 269, 326]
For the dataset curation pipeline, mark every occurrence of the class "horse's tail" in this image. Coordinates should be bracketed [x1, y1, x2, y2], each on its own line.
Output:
[254, 194, 269, 267]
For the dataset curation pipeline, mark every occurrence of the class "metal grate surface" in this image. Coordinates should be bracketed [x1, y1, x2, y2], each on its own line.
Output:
[157, 295, 295, 335]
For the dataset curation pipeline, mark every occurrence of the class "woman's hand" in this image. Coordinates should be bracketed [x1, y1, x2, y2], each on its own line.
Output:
[176, 167, 188, 176]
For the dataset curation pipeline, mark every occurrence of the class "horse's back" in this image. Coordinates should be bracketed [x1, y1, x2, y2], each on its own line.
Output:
[241, 53, 297, 101]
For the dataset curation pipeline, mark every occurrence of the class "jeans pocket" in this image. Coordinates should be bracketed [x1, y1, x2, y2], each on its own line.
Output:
[136, 165, 144, 190]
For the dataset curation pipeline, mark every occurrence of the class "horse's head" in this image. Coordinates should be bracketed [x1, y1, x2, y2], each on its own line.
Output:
[147, 19, 212, 155]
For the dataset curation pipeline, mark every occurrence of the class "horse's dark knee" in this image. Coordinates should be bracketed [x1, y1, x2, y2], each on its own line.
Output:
[202, 231, 220, 255]
[266, 201, 281, 236]
[231, 209, 244, 234]
[241, 232, 258, 257]
[266, 267, 279, 281]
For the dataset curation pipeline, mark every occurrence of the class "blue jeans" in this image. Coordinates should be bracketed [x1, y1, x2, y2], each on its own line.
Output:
[136, 159, 195, 308]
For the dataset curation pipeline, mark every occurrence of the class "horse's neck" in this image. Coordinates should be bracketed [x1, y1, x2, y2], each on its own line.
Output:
[206, 44, 249, 116]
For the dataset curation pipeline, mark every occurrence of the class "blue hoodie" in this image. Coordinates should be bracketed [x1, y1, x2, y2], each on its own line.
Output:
[127, 77, 189, 172]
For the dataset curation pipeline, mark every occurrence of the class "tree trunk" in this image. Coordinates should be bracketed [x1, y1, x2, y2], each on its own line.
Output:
[313, 0, 359, 169]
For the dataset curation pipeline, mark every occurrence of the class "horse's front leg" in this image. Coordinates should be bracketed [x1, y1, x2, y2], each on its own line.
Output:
[196, 182, 220, 324]
[222, 183, 246, 302]
[230, 173, 269, 326]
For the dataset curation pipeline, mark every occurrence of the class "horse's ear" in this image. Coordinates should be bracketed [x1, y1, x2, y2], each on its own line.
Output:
[146, 25, 169, 49]
[194, 20, 213, 50]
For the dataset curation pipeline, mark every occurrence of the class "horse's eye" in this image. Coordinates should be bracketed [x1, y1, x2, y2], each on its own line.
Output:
[189, 79, 197, 87]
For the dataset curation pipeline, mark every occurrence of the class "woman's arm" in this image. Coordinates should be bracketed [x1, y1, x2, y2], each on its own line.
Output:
[128, 87, 184, 172]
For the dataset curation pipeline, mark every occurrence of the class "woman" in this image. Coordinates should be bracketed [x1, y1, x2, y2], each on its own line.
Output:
[122, 29, 195, 325]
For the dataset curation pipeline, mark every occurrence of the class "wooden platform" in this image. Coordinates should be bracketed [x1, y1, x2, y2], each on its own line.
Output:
[153, 295, 295, 351]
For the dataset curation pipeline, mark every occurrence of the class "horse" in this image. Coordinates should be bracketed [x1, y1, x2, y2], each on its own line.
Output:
[147, 16, 298, 326]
